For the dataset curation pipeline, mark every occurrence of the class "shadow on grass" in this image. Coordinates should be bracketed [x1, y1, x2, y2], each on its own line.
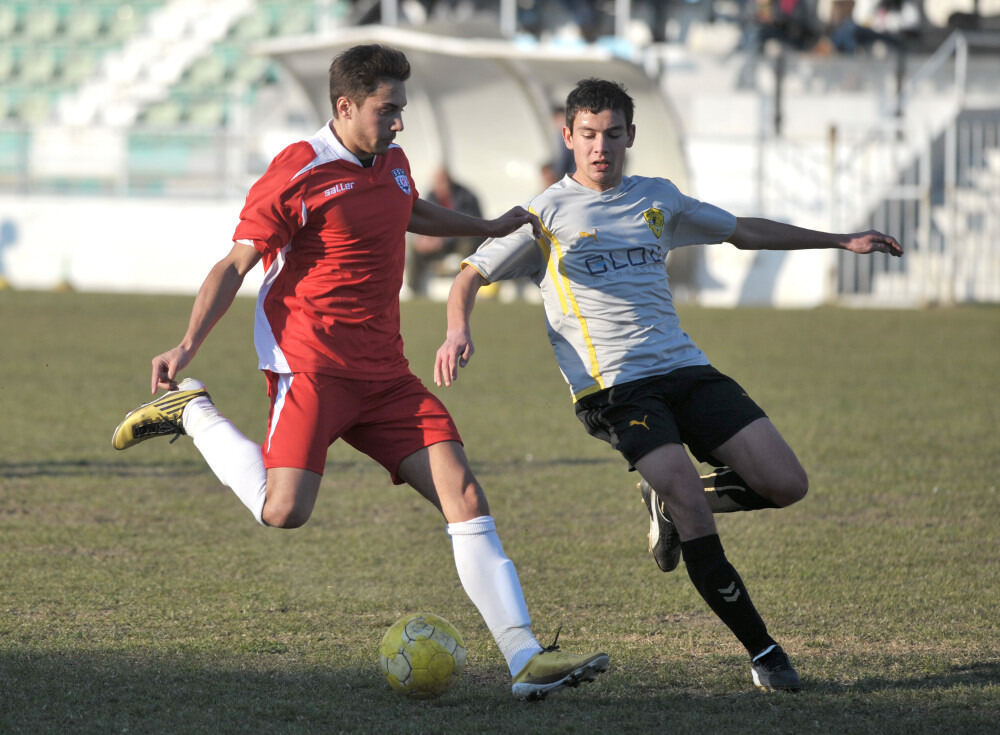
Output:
[838, 659, 1000, 693]
[470, 457, 616, 473]
[0, 455, 614, 481]
[0, 459, 207, 479]
[1, 650, 997, 735]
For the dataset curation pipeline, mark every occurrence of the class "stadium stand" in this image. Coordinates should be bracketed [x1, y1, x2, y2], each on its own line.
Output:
[0, 0, 997, 303]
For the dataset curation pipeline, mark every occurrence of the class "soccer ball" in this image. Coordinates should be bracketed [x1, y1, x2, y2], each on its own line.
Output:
[378, 613, 466, 699]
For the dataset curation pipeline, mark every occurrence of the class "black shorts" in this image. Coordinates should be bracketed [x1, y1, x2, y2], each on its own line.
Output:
[574, 365, 767, 468]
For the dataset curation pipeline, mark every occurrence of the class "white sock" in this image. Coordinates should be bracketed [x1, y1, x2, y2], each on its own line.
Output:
[446, 515, 542, 676]
[182, 396, 268, 525]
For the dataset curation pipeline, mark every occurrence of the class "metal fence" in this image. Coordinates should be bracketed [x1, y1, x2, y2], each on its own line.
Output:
[747, 31, 1000, 306]
[834, 32, 1000, 306]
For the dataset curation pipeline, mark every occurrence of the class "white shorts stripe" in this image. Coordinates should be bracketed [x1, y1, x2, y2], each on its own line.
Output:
[264, 373, 293, 454]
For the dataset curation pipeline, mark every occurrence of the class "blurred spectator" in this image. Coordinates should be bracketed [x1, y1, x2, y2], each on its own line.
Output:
[406, 167, 483, 296]
[562, 0, 602, 41]
[540, 161, 560, 190]
[550, 106, 576, 179]
[518, 0, 609, 41]
[829, 0, 920, 53]
[660, 0, 714, 43]
[946, 7, 1000, 32]
[741, 0, 824, 51]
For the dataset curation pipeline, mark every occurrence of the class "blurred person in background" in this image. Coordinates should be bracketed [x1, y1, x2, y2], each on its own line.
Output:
[406, 166, 483, 296]
[549, 106, 576, 179]
[830, 0, 922, 53]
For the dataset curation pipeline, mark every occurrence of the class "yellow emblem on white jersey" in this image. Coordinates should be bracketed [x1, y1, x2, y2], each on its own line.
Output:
[643, 208, 664, 238]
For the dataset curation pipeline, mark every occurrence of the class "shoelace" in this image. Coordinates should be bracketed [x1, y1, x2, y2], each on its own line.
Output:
[134, 417, 184, 443]
[541, 626, 563, 653]
[657, 499, 671, 521]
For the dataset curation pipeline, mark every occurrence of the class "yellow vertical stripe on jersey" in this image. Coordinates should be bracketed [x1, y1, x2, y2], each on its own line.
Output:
[533, 217, 570, 315]
[533, 208, 605, 392]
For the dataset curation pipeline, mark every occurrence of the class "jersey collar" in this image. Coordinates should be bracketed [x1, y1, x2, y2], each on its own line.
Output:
[320, 120, 367, 167]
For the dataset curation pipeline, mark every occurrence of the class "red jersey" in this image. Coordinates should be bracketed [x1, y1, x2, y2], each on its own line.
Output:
[233, 123, 419, 379]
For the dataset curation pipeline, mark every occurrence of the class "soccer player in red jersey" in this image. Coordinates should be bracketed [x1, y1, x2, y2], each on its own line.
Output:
[112, 45, 608, 700]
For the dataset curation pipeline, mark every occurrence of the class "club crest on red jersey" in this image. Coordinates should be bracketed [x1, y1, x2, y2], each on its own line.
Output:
[392, 168, 411, 195]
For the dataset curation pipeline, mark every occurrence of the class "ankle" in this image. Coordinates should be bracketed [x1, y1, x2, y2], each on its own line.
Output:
[181, 396, 220, 435]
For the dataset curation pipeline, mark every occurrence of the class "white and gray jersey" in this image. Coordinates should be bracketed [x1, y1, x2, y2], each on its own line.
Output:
[463, 174, 737, 401]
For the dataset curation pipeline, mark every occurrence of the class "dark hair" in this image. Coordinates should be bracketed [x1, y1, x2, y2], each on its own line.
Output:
[328, 44, 411, 115]
[564, 78, 634, 131]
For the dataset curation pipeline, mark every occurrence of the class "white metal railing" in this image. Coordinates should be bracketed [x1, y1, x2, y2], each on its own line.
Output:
[744, 32, 1000, 306]
[834, 32, 1000, 305]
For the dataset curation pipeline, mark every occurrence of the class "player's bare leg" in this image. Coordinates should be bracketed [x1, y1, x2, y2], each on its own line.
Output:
[261, 467, 322, 528]
[709, 417, 808, 508]
[637, 442, 714, 572]
[399, 442, 609, 700]
[635, 444, 717, 541]
[397, 441, 488, 522]
[113, 378, 278, 527]
[641, 418, 807, 571]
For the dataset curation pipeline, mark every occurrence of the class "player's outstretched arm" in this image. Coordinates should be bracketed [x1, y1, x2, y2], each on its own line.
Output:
[150, 241, 261, 393]
[434, 266, 488, 387]
[729, 217, 903, 257]
[409, 199, 542, 240]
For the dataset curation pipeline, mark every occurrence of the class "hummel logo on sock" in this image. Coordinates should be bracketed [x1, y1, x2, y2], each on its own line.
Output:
[718, 581, 742, 602]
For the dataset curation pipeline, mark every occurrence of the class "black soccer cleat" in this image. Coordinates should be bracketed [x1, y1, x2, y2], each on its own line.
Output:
[751, 645, 801, 692]
[639, 479, 681, 572]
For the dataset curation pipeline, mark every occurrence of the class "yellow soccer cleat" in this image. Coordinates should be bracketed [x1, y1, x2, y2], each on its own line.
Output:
[111, 378, 210, 450]
[511, 631, 609, 701]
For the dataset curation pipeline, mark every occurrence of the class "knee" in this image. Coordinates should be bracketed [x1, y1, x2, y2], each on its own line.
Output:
[435, 478, 490, 523]
[261, 501, 312, 529]
[451, 480, 490, 520]
[772, 466, 809, 507]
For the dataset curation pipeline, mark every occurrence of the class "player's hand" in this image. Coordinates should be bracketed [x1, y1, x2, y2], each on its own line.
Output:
[434, 330, 475, 387]
[845, 230, 903, 257]
[150, 346, 193, 394]
[485, 206, 542, 240]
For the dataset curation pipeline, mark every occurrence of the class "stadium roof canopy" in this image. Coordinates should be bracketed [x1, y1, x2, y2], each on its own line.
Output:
[255, 25, 689, 214]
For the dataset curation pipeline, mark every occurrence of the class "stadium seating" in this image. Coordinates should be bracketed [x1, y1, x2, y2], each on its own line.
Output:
[0, 0, 319, 193]
[0, 1, 163, 126]
[128, 0, 318, 128]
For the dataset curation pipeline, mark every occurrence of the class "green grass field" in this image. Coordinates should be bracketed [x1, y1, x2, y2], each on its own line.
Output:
[1, 290, 997, 734]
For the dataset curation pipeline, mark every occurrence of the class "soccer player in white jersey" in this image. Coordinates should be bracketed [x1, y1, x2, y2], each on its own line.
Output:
[434, 78, 903, 691]
[111, 45, 608, 701]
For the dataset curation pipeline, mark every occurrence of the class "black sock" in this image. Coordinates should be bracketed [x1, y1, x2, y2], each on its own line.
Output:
[682, 534, 775, 657]
[702, 467, 779, 513]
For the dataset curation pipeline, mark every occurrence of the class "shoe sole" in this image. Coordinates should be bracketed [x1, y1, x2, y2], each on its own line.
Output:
[512, 654, 610, 701]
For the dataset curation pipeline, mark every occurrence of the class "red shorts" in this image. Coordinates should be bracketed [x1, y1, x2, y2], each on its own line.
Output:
[262, 371, 462, 482]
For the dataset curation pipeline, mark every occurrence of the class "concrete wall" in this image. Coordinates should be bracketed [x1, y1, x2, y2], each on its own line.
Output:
[0, 195, 261, 296]
[0, 192, 838, 307]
